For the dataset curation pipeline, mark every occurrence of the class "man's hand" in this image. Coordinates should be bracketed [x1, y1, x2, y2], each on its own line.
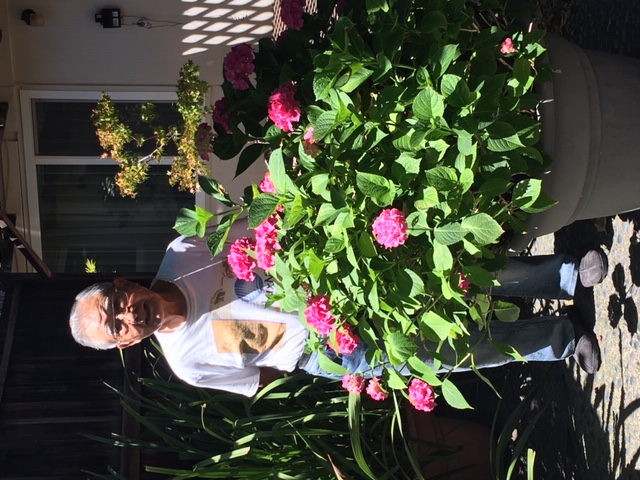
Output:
[259, 367, 284, 387]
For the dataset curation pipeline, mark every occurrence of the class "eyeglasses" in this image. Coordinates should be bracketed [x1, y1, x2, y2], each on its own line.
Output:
[104, 287, 129, 341]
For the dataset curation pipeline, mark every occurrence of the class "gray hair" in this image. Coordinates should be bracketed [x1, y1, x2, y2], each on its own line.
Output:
[69, 282, 118, 350]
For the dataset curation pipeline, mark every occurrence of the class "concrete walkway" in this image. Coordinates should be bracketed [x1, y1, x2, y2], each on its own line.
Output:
[526, 213, 640, 479]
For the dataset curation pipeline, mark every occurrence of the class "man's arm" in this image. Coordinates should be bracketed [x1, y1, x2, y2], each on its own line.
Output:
[259, 367, 285, 387]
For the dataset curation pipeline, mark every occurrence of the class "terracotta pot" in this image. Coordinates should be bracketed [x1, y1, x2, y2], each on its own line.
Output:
[511, 33, 640, 250]
[404, 407, 494, 480]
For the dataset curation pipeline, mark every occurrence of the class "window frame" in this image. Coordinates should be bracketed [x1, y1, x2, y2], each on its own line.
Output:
[20, 89, 205, 265]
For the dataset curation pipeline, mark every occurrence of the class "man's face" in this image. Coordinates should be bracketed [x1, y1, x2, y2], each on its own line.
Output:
[79, 279, 166, 349]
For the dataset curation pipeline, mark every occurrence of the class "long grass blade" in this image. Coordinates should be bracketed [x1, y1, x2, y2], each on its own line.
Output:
[348, 392, 378, 480]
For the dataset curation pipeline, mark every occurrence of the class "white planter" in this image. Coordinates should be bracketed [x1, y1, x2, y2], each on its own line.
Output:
[510, 33, 640, 250]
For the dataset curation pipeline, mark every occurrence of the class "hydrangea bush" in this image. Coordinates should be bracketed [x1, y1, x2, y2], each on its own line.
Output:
[94, 0, 556, 410]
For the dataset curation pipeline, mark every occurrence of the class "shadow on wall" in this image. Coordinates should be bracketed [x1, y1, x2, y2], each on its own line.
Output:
[179, 0, 277, 55]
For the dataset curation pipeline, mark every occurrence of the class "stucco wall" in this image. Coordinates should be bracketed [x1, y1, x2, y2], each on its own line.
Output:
[1, 0, 273, 271]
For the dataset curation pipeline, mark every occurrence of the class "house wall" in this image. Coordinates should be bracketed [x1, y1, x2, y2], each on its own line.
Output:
[0, 0, 272, 272]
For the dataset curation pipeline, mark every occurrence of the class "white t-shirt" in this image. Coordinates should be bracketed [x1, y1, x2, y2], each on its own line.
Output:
[153, 220, 308, 396]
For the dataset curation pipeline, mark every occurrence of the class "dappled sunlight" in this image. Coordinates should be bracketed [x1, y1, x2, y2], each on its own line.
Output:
[180, 0, 275, 55]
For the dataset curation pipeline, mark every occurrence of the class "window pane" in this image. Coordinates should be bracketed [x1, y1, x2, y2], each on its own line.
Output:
[37, 164, 194, 273]
[33, 100, 181, 156]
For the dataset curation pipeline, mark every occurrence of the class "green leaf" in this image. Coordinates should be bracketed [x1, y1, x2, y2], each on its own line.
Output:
[206, 215, 235, 257]
[491, 340, 526, 363]
[356, 171, 391, 198]
[461, 213, 504, 246]
[442, 378, 473, 410]
[268, 148, 287, 195]
[316, 203, 339, 226]
[358, 232, 378, 257]
[198, 176, 236, 207]
[407, 356, 442, 386]
[478, 178, 512, 197]
[513, 57, 532, 87]
[174, 206, 213, 237]
[413, 87, 445, 121]
[325, 232, 346, 253]
[340, 66, 374, 93]
[441, 74, 475, 107]
[406, 210, 429, 236]
[286, 194, 306, 228]
[395, 152, 422, 175]
[174, 208, 200, 237]
[433, 240, 453, 271]
[298, 140, 318, 171]
[365, 279, 380, 311]
[493, 300, 520, 322]
[415, 186, 439, 210]
[318, 351, 349, 376]
[463, 266, 497, 288]
[366, 0, 389, 13]
[236, 143, 265, 178]
[248, 194, 280, 228]
[421, 10, 447, 33]
[313, 110, 338, 140]
[513, 178, 557, 213]
[396, 268, 425, 298]
[434, 222, 466, 246]
[426, 166, 458, 191]
[421, 311, 455, 342]
[432, 44, 461, 80]
[313, 72, 335, 100]
[459, 168, 474, 193]
[386, 367, 407, 390]
[486, 135, 524, 152]
[307, 249, 325, 281]
[311, 172, 330, 195]
[385, 331, 418, 366]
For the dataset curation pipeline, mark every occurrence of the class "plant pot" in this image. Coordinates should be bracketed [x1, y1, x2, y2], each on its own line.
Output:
[404, 407, 494, 480]
[510, 33, 640, 250]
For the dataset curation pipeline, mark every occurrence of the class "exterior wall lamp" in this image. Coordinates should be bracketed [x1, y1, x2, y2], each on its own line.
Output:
[21, 9, 45, 27]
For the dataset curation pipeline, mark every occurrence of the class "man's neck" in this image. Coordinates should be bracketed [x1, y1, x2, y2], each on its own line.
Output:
[152, 280, 188, 332]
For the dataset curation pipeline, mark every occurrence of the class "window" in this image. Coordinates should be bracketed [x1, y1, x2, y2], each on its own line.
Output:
[21, 90, 200, 274]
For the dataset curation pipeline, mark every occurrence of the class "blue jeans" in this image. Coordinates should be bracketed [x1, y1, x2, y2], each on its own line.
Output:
[300, 254, 578, 378]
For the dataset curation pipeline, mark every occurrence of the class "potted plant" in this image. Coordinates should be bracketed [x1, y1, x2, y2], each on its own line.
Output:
[511, 32, 640, 249]
[93, 0, 557, 411]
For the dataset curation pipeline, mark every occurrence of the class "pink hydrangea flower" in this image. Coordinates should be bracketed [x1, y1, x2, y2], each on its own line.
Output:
[303, 125, 319, 157]
[457, 272, 470, 292]
[500, 37, 516, 55]
[227, 237, 256, 281]
[212, 98, 231, 133]
[194, 122, 213, 161]
[223, 44, 255, 90]
[366, 377, 389, 401]
[408, 378, 437, 412]
[372, 208, 408, 249]
[280, 0, 305, 30]
[259, 172, 277, 194]
[268, 81, 301, 132]
[304, 295, 336, 335]
[254, 214, 281, 270]
[259, 172, 284, 213]
[327, 323, 360, 355]
[303, 126, 315, 143]
[342, 374, 365, 394]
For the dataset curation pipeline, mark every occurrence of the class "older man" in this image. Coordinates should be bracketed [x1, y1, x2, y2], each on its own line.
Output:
[70, 220, 605, 396]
